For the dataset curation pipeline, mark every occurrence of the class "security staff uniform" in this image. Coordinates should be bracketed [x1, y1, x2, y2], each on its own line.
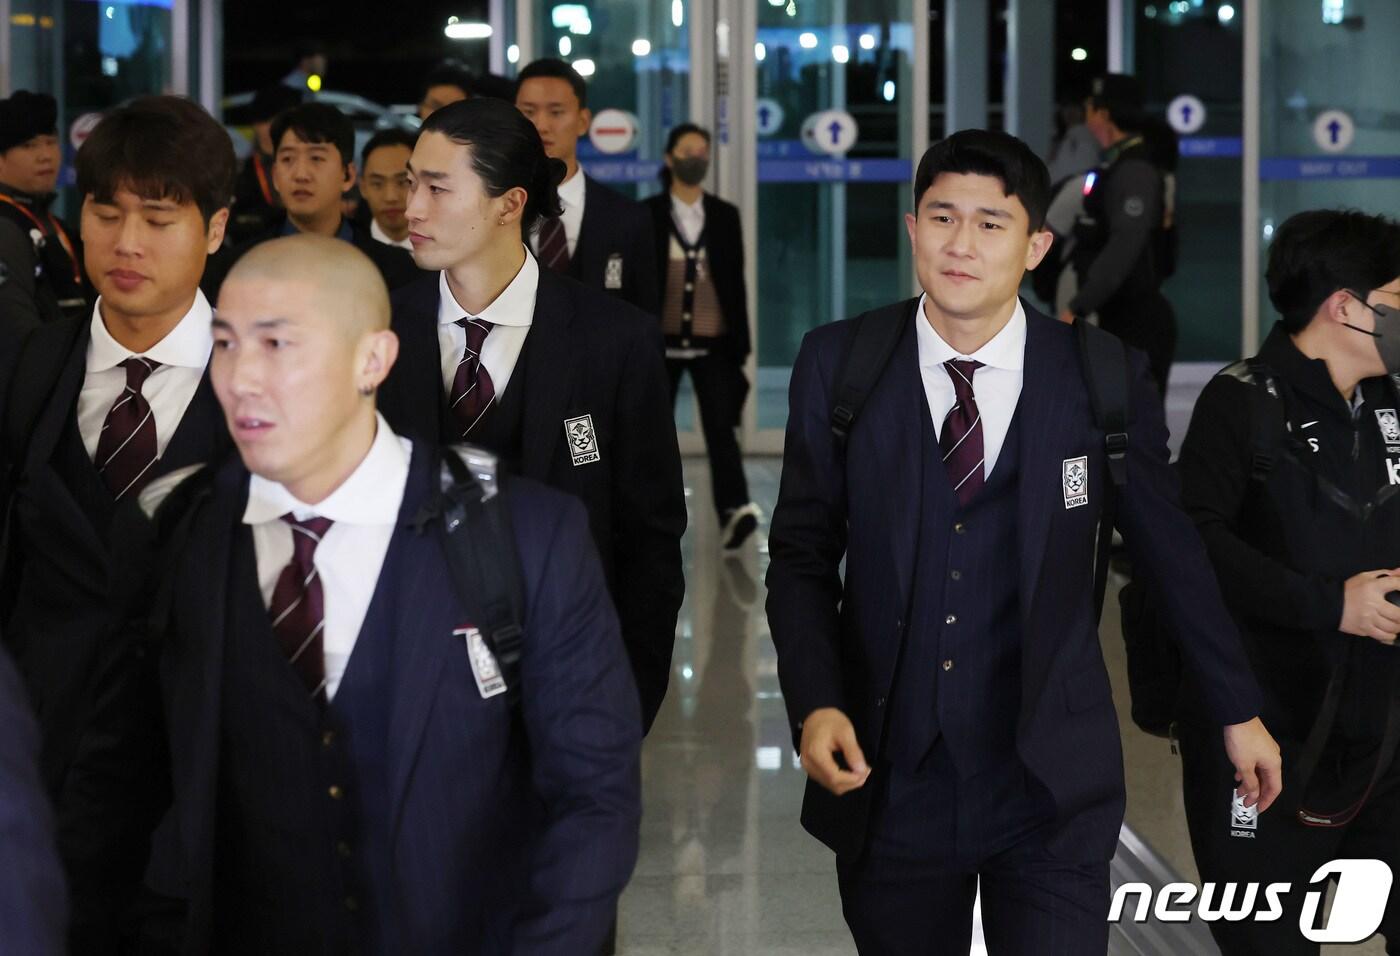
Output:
[1070, 135, 1176, 394]
[1177, 322, 1400, 954]
[0, 181, 86, 330]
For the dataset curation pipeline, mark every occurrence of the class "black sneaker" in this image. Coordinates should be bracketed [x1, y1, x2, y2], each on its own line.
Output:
[720, 503, 761, 553]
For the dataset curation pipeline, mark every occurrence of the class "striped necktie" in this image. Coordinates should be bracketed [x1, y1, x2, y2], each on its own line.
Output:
[449, 317, 496, 438]
[940, 359, 985, 506]
[268, 514, 334, 701]
[95, 356, 161, 500]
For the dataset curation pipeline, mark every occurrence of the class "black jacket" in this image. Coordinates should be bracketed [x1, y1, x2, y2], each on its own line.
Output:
[0, 183, 88, 336]
[644, 191, 751, 363]
[378, 266, 686, 731]
[199, 215, 421, 303]
[1179, 323, 1400, 744]
[568, 176, 660, 316]
[0, 314, 230, 951]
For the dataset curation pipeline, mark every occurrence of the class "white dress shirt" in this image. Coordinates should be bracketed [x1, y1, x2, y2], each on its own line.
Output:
[370, 218, 413, 250]
[670, 193, 705, 246]
[531, 167, 586, 258]
[915, 295, 1027, 479]
[77, 291, 214, 460]
[244, 414, 411, 701]
[437, 248, 538, 398]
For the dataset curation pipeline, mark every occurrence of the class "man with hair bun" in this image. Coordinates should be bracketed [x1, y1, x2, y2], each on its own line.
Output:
[0, 94, 236, 954]
[379, 96, 685, 736]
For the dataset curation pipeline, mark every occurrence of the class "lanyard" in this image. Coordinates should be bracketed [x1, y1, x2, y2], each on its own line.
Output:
[252, 153, 274, 206]
[0, 192, 82, 287]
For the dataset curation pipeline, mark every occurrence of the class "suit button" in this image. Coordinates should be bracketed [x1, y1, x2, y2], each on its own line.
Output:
[894, 618, 902, 631]
[953, 522, 966, 534]
[943, 660, 954, 672]
[345, 896, 359, 913]
[875, 696, 886, 708]
[322, 730, 335, 747]
[945, 614, 957, 625]
[337, 841, 352, 859]
[950, 570, 962, 581]
[685, 282, 694, 292]
[328, 785, 343, 800]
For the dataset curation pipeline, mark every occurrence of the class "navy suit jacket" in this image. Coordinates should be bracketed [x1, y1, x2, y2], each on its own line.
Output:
[378, 266, 686, 732]
[571, 176, 660, 315]
[766, 300, 1263, 862]
[0, 643, 67, 955]
[149, 443, 643, 954]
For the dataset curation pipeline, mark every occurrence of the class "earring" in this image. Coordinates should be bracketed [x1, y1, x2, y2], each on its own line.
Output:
[359, 384, 374, 397]
[498, 218, 506, 226]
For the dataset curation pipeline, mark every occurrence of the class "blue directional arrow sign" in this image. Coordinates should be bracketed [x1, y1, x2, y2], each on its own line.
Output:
[755, 98, 785, 137]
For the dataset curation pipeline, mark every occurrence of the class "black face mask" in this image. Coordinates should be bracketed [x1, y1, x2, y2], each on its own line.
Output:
[670, 156, 710, 187]
[1341, 290, 1400, 375]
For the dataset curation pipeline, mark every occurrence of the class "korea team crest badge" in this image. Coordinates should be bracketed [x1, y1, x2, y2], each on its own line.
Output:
[565, 414, 601, 466]
[1062, 456, 1089, 509]
[456, 626, 507, 699]
[605, 253, 624, 290]
[1376, 409, 1400, 447]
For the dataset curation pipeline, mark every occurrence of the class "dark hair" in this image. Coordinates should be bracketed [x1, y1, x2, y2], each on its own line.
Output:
[75, 95, 237, 226]
[249, 84, 303, 124]
[1267, 209, 1400, 333]
[659, 123, 711, 188]
[912, 129, 1050, 232]
[472, 73, 517, 102]
[422, 61, 475, 102]
[361, 128, 417, 168]
[421, 97, 566, 236]
[294, 39, 326, 62]
[270, 102, 355, 168]
[1140, 116, 1180, 174]
[515, 58, 587, 109]
[1088, 73, 1146, 134]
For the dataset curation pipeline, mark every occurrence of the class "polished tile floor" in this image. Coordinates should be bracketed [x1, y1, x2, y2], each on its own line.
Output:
[617, 456, 1384, 955]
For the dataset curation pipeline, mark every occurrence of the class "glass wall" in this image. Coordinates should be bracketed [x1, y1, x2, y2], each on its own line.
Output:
[753, 0, 917, 432]
[1134, 0, 1243, 362]
[1257, 0, 1400, 328]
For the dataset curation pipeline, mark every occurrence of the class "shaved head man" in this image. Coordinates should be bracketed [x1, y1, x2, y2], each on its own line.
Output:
[212, 234, 398, 502]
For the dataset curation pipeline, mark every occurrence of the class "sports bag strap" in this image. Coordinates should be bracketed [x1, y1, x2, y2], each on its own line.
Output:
[830, 302, 916, 447]
[1075, 319, 1131, 621]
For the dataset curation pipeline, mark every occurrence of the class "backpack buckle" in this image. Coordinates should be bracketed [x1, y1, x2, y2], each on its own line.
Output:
[830, 405, 855, 442]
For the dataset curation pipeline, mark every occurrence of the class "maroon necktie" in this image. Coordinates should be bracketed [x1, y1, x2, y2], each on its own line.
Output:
[536, 216, 570, 272]
[95, 357, 161, 500]
[449, 317, 495, 438]
[268, 515, 333, 700]
[940, 359, 985, 506]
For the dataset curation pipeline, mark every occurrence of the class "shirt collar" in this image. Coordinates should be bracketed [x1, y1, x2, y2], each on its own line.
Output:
[281, 217, 354, 242]
[557, 168, 586, 208]
[243, 413, 409, 526]
[436, 247, 538, 329]
[915, 295, 1027, 372]
[87, 289, 214, 374]
[671, 193, 704, 217]
[370, 218, 412, 249]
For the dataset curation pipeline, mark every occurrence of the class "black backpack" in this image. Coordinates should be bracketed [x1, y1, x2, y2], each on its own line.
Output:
[828, 301, 1131, 629]
[141, 444, 528, 707]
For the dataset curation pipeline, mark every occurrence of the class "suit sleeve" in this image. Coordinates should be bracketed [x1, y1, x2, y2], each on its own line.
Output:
[1178, 375, 1344, 631]
[609, 322, 686, 732]
[513, 496, 641, 955]
[0, 645, 68, 955]
[764, 330, 849, 743]
[1115, 351, 1264, 726]
[627, 204, 661, 316]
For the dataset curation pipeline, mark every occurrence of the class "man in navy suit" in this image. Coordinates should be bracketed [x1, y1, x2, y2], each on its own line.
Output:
[766, 129, 1283, 953]
[144, 235, 642, 954]
[0, 642, 67, 955]
[515, 58, 659, 315]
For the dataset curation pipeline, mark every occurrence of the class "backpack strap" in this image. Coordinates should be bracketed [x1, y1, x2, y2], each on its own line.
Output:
[830, 300, 917, 447]
[1075, 319, 1132, 621]
[431, 445, 526, 708]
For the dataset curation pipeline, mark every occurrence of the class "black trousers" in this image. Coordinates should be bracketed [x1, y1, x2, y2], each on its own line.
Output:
[838, 745, 1110, 955]
[1179, 722, 1400, 955]
[667, 352, 750, 521]
[1098, 291, 1177, 397]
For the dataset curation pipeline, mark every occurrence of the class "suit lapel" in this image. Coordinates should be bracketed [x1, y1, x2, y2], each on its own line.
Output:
[1016, 307, 1071, 619]
[570, 176, 598, 279]
[861, 303, 924, 614]
[389, 278, 451, 442]
[385, 444, 452, 833]
[520, 270, 574, 480]
[158, 370, 228, 473]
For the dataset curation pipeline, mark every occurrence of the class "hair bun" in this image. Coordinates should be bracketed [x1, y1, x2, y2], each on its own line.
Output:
[546, 156, 568, 189]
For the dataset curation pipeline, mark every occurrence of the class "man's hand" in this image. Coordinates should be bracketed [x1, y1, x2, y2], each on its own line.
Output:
[1223, 717, 1282, 813]
[1340, 569, 1400, 644]
[799, 708, 871, 796]
[1057, 309, 1076, 325]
